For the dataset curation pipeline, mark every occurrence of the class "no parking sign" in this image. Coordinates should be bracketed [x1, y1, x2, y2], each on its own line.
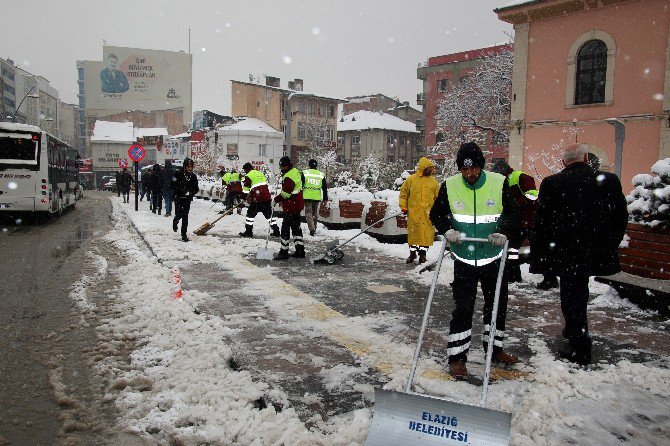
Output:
[128, 144, 146, 163]
[118, 158, 128, 168]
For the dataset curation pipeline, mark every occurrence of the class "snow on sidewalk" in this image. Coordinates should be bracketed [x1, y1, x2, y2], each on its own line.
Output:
[75, 196, 670, 445]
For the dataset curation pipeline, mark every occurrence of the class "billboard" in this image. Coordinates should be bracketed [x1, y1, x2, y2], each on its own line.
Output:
[84, 46, 192, 123]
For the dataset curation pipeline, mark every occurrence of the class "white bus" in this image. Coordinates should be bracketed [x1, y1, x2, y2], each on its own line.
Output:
[0, 122, 80, 216]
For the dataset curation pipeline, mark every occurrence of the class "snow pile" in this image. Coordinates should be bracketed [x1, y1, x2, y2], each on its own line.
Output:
[328, 185, 374, 207]
[627, 158, 670, 227]
[67, 251, 108, 313]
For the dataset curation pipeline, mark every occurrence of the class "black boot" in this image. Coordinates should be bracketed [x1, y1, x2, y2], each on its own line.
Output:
[182, 235, 190, 242]
[405, 251, 417, 264]
[273, 249, 290, 260]
[537, 276, 559, 290]
[418, 251, 427, 264]
[271, 225, 281, 237]
[173, 219, 178, 233]
[291, 245, 306, 258]
[239, 225, 253, 238]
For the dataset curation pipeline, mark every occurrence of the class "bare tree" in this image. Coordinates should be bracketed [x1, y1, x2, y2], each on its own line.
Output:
[525, 125, 581, 180]
[434, 46, 513, 158]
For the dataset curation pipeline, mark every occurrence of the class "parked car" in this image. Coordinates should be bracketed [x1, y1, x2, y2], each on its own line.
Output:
[98, 175, 115, 191]
[101, 178, 116, 192]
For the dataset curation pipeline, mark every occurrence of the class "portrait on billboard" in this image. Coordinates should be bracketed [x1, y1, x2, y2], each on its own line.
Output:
[99, 53, 129, 94]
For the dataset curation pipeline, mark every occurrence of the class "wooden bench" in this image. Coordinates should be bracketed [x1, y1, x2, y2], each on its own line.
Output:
[595, 223, 670, 315]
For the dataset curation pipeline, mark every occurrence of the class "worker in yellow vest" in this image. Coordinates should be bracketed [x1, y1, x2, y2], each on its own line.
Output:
[302, 159, 328, 236]
[273, 156, 305, 260]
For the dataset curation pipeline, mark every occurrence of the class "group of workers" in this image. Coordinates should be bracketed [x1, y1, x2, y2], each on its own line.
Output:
[219, 156, 328, 260]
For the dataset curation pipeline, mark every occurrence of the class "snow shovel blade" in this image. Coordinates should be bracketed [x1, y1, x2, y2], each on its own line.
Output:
[256, 246, 274, 260]
[365, 388, 511, 446]
[310, 252, 334, 264]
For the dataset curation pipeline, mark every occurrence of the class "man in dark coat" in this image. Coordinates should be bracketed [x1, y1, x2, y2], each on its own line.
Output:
[172, 158, 199, 242]
[118, 168, 133, 203]
[141, 167, 152, 204]
[162, 160, 175, 217]
[530, 143, 628, 365]
[150, 164, 164, 214]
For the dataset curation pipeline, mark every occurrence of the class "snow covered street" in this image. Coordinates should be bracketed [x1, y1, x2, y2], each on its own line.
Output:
[72, 195, 670, 445]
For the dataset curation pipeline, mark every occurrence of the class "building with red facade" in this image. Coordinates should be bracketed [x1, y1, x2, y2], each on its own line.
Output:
[417, 44, 513, 161]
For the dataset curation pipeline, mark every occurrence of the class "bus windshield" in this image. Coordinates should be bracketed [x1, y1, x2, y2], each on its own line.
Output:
[0, 133, 39, 170]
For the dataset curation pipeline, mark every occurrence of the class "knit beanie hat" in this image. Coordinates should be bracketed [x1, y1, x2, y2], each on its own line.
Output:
[456, 142, 485, 170]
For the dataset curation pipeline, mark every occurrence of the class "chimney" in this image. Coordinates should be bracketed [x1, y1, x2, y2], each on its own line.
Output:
[293, 79, 303, 91]
[265, 76, 280, 88]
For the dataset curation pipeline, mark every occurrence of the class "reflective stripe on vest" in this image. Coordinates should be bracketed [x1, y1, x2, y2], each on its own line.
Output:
[445, 171, 505, 266]
[509, 170, 538, 199]
[243, 170, 267, 193]
[302, 169, 324, 201]
[281, 167, 303, 199]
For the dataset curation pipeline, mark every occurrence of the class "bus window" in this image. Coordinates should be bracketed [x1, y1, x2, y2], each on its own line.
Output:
[0, 134, 39, 169]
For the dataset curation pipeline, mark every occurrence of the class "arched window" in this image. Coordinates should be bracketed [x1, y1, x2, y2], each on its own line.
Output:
[575, 40, 607, 105]
[565, 31, 616, 107]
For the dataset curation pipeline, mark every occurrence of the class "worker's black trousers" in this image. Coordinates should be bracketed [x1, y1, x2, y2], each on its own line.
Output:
[280, 211, 303, 252]
[446, 259, 509, 364]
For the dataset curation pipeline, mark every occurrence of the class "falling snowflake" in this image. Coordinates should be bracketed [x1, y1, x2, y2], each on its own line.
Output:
[311, 27, 320, 35]
[282, 54, 292, 64]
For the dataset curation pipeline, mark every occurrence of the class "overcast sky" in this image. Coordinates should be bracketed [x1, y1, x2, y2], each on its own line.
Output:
[1, 0, 512, 115]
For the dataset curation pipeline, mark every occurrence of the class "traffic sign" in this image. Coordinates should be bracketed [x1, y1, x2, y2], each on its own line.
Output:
[128, 144, 146, 163]
[118, 158, 128, 168]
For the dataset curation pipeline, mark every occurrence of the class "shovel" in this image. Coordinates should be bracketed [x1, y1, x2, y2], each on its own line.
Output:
[193, 203, 242, 236]
[365, 236, 512, 446]
[310, 212, 402, 264]
[256, 197, 280, 260]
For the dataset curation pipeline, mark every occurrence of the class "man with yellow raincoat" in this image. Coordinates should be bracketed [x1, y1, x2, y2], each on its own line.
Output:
[399, 157, 440, 264]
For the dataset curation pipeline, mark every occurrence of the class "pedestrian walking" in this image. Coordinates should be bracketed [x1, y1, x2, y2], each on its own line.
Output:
[162, 160, 175, 217]
[115, 170, 122, 197]
[302, 159, 328, 236]
[238, 163, 280, 238]
[150, 163, 164, 214]
[530, 143, 628, 365]
[118, 168, 133, 203]
[399, 156, 439, 264]
[172, 158, 199, 242]
[273, 156, 305, 260]
[429, 142, 520, 379]
[141, 167, 152, 203]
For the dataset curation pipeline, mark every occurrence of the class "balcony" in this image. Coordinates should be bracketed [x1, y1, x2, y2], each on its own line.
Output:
[417, 93, 425, 105]
[417, 61, 429, 80]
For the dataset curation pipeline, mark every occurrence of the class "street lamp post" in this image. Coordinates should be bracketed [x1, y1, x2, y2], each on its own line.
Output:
[605, 118, 625, 178]
[39, 115, 54, 129]
[11, 84, 39, 123]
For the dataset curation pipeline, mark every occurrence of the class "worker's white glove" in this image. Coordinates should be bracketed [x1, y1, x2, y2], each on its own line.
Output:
[488, 232, 507, 247]
[445, 229, 462, 245]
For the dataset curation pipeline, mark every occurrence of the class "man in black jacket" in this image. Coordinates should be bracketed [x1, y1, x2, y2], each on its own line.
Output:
[429, 143, 520, 379]
[172, 158, 199, 242]
[150, 164, 164, 214]
[531, 143, 628, 365]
